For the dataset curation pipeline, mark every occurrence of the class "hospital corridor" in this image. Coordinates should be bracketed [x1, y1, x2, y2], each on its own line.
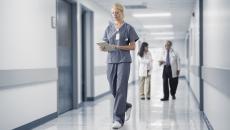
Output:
[1, 0, 230, 130]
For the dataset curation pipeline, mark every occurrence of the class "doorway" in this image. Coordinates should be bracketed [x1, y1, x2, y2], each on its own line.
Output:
[80, 5, 94, 101]
[57, 0, 77, 114]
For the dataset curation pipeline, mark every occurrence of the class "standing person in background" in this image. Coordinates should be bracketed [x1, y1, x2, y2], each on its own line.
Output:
[159, 40, 180, 101]
[138, 42, 153, 100]
[99, 3, 139, 129]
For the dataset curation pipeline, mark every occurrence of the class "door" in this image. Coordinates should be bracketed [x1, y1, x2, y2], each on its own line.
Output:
[57, 0, 73, 114]
[81, 6, 94, 101]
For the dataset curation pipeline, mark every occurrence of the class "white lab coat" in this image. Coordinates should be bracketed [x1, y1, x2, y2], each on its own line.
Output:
[138, 51, 153, 77]
[160, 48, 180, 78]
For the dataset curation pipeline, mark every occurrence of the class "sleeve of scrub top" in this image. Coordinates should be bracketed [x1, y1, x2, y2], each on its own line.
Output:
[103, 26, 109, 43]
[128, 26, 139, 42]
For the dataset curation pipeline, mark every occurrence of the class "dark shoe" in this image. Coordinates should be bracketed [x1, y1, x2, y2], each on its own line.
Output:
[160, 98, 169, 101]
[140, 95, 145, 100]
[172, 95, 176, 100]
[147, 97, 151, 100]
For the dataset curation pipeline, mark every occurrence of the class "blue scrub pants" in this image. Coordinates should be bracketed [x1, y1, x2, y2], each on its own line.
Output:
[107, 62, 132, 125]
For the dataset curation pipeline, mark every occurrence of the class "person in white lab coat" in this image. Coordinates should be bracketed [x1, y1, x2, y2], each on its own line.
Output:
[159, 40, 180, 101]
[138, 42, 153, 100]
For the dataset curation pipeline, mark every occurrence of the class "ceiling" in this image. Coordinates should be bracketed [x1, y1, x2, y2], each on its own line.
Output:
[92, 0, 196, 47]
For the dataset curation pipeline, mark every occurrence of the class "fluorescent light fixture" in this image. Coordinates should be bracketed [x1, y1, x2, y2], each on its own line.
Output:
[133, 13, 171, 18]
[144, 25, 173, 29]
[154, 36, 174, 40]
[151, 32, 174, 35]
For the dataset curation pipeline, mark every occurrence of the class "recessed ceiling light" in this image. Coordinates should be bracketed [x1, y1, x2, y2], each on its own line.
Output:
[133, 13, 171, 18]
[154, 37, 174, 40]
[144, 25, 173, 29]
[151, 32, 174, 35]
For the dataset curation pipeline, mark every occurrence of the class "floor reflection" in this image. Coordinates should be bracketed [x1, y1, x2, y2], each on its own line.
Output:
[34, 69, 208, 130]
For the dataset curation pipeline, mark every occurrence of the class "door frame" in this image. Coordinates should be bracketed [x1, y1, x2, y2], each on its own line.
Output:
[80, 5, 94, 101]
[56, 0, 78, 114]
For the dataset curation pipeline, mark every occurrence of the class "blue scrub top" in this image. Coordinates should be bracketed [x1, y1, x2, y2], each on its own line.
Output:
[103, 22, 139, 63]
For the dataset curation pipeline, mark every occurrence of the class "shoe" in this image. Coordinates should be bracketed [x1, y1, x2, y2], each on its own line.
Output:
[172, 95, 176, 100]
[140, 95, 145, 100]
[140, 97, 145, 100]
[160, 98, 169, 101]
[147, 97, 151, 100]
[112, 121, 122, 129]
[125, 105, 132, 121]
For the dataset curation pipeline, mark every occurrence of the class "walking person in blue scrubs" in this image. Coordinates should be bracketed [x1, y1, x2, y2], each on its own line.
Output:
[99, 3, 139, 129]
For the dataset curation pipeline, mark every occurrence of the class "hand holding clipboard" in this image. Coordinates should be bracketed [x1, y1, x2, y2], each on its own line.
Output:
[97, 42, 116, 51]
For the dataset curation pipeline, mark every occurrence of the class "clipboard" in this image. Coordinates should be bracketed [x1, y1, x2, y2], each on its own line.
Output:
[96, 41, 115, 51]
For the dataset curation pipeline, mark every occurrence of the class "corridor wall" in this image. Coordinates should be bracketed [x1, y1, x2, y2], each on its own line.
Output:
[187, 0, 201, 104]
[203, 0, 230, 129]
[0, 0, 57, 129]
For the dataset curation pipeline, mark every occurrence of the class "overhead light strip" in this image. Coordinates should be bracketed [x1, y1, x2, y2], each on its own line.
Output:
[144, 25, 173, 29]
[133, 13, 171, 18]
[151, 32, 174, 35]
[154, 36, 174, 40]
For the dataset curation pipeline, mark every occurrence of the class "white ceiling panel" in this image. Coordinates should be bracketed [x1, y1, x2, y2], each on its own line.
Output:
[92, 0, 196, 46]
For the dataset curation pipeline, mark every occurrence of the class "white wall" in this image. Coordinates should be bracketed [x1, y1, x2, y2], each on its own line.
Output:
[0, 82, 57, 130]
[0, 0, 56, 69]
[173, 39, 186, 66]
[187, 0, 201, 103]
[173, 39, 187, 78]
[0, 0, 57, 129]
[203, 0, 230, 129]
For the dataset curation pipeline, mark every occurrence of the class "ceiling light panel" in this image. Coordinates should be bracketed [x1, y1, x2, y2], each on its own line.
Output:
[144, 25, 173, 28]
[133, 13, 171, 18]
[151, 32, 174, 35]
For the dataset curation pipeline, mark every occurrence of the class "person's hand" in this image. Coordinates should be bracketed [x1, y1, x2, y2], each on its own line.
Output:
[177, 70, 180, 76]
[99, 46, 106, 51]
[158, 60, 165, 65]
[111, 45, 119, 49]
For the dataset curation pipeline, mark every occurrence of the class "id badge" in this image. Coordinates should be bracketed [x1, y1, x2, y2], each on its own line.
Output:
[115, 33, 120, 40]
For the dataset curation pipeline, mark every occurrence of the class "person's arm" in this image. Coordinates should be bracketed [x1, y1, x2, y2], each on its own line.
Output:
[113, 42, 135, 50]
[99, 46, 107, 52]
[100, 26, 109, 52]
[158, 49, 166, 66]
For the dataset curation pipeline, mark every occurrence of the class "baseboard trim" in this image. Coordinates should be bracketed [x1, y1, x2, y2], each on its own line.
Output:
[13, 112, 58, 130]
[185, 76, 214, 130]
[86, 90, 111, 101]
[202, 112, 214, 130]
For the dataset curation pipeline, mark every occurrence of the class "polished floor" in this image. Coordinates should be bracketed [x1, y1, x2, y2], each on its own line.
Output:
[34, 69, 208, 130]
